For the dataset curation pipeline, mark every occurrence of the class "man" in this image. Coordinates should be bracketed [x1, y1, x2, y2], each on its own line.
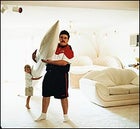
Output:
[32, 30, 74, 122]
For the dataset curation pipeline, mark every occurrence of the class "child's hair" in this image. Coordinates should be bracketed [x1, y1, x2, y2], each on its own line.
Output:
[24, 64, 31, 72]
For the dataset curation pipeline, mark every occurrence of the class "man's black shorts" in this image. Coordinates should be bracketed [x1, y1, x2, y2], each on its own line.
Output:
[42, 64, 70, 99]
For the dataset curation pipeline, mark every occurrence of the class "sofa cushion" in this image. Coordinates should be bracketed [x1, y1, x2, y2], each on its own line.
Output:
[82, 68, 138, 86]
[71, 56, 93, 66]
[108, 85, 129, 95]
[92, 56, 124, 68]
[83, 70, 115, 87]
[130, 76, 139, 86]
[108, 84, 139, 95]
[129, 85, 139, 94]
[104, 68, 137, 85]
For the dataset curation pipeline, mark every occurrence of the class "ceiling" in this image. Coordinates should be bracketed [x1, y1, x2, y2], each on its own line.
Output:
[1, 1, 139, 32]
[1, 1, 139, 11]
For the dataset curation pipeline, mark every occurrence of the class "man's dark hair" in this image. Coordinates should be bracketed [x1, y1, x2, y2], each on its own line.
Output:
[59, 30, 70, 39]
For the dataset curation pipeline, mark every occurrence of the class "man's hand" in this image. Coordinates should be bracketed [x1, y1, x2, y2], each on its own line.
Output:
[41, 59, 49, 63]
[32, 49, 37, 63]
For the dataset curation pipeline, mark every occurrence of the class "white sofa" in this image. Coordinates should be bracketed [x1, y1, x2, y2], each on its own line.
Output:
[70, 55, 124, 88]
[79, 68, 139, 107]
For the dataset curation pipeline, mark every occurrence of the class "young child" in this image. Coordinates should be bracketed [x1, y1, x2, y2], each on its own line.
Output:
[24, 64, 42, 109]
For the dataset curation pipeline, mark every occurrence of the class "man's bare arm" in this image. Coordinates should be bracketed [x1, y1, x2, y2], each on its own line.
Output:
[41, 59, 68, 66]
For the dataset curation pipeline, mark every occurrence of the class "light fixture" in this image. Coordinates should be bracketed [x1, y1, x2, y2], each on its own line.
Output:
[12, 6, 23, 13]
[1, 5, 8, 13]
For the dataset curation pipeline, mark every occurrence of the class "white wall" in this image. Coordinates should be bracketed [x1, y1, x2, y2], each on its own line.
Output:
[1, 5, 139, 82]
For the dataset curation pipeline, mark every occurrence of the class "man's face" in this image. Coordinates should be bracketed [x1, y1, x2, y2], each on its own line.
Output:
[59, 34, 69, 46]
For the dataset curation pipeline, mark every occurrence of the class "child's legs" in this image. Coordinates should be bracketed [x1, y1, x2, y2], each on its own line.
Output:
[26, 96, 31, 108]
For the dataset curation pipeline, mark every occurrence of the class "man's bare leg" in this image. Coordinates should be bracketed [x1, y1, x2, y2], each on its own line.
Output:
[42, 97, 50, 113]
[61, 98, 69, 122]
[35, 97, 50, 121]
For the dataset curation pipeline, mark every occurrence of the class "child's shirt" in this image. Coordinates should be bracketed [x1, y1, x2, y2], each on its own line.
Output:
[25, 73, 33, 87]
